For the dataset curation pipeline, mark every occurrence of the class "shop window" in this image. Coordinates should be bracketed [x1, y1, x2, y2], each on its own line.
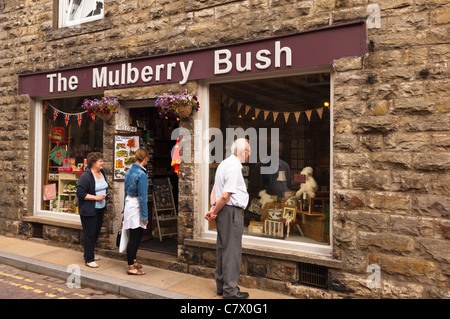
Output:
[58, 0, 104, 28]
[40, 96, 103, 215]
[207, 73, 331, 246]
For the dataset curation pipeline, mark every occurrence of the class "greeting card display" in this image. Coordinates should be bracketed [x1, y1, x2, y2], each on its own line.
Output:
[43, 184, 57, 201]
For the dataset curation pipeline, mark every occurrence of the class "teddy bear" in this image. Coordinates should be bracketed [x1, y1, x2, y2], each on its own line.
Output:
[258, 189, 274, 209]
[295, 166, 318, 199]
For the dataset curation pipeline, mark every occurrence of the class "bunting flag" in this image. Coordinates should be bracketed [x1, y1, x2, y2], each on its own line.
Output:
[64, 113, 70, 126]
[43, 101, 89, 126]
[76, 113, 83, 127]
[89, 112, 96, 122]
[305, 110, 312, 121]
[222, 95, 328, 123]
[53, 109, 59, 122]
[273, 111, 279, 123]
[254, 108, 261, 119]
[317, 107, 324, 119]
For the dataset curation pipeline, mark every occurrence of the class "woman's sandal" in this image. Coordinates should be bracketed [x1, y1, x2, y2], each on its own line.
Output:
[127, 266, 146, 276]
[85, 261, 99, 268]
[133, 260, 143, 269]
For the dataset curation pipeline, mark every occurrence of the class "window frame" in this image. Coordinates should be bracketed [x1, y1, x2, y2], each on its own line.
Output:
[33, 95, 104, 222]
[198, 67, 334, 257]
[33, 99, 80, 221]
[58, 0, 104, 28]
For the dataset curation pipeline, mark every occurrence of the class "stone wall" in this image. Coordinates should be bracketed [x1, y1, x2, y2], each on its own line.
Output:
[0, 0, 448, 298]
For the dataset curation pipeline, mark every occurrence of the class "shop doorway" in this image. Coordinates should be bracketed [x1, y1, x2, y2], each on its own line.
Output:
[129, 106, 179, 255]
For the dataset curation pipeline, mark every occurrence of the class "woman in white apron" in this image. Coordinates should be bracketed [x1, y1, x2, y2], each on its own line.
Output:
[122, 149, 149, 275]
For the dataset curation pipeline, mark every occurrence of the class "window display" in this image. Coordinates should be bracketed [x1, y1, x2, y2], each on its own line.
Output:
[41, 96, 103, 214]
[208, 73, 331, 245]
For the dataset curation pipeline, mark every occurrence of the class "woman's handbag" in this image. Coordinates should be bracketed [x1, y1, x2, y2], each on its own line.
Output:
[116, 230, 121, 247]
[117, 210, 128, 252]
[118, 228, 129, 253]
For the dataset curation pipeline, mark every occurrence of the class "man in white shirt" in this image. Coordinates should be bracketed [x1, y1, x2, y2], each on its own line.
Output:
[205, 138, 250, 299]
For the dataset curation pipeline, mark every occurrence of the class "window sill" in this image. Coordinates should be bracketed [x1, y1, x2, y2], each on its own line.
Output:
[22, 216, 82, 230]
[45, 17, 111, 41]
[184, 238, 342, 269]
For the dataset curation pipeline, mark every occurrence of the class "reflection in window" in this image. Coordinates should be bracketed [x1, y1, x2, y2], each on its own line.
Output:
[208, 73, 331, 245]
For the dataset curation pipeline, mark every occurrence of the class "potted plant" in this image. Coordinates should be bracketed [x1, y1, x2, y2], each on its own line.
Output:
[156, 90, 199, 119]
[82, 97, 120, 121]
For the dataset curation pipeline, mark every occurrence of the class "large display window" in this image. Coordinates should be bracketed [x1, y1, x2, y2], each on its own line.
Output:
[37, 96, 103, 218]
[204, 71, 332, 251]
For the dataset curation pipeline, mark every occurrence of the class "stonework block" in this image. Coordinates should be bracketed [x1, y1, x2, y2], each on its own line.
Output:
[1, 0, 449, 299]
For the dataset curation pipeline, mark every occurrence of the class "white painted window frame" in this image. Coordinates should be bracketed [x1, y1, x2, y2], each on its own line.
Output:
[58, 0, 104, 28]
[198, 66, 334, 257]
[33, 99, 81, 221]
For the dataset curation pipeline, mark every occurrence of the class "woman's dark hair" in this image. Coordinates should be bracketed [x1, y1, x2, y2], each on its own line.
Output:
[86, 152, 103, 168]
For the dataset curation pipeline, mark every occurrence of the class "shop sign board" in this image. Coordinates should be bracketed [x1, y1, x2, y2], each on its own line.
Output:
[116, 125, 138, 133]
[18, 21, 366, 97]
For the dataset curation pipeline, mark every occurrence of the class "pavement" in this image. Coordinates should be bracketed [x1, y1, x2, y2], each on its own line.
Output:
[0, 235, 295, 299]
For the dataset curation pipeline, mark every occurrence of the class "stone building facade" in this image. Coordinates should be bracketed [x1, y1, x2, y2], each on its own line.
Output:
[1, 0, 449, 298]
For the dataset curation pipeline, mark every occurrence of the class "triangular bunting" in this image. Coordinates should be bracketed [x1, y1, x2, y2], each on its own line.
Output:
[317, 107, 324, 119]
[294, 112, 301, 123]
[237, 102, 243, 112]
[43, 102, 48, 113]
[284, 112, 290, 123]
[53, 109, 59, 122]
[228, 98, 235, 107]
[76, 113, 83, 127]
[273, 112, 279, 123]
[264, 110, 270, 120]
[89, 112, 96, 121]
[245, 105, 251, 115]
[64, 114, 70, 126]
[254, 108, 261, 119]
[305, 110, 312, 121]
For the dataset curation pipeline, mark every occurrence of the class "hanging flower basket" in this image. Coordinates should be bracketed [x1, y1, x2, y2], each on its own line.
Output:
[82, 97, 120, 121]
[156, 91, 200, 119]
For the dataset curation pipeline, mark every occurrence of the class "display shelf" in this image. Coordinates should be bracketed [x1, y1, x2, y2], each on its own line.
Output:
[56, 172, 79, 214]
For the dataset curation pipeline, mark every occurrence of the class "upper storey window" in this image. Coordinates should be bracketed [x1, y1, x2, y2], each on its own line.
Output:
[59, 0, 104, 28]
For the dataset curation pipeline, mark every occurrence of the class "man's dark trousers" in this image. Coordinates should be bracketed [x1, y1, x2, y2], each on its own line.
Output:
[215, 205, 243, 297]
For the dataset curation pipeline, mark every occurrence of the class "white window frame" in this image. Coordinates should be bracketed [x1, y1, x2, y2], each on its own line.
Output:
[33, 99, 80, 221]
[58, 0, 104, 28]
[198, 67, 334, 257]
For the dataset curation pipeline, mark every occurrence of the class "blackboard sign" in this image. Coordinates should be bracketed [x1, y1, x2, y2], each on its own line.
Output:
[152, 178, 173, 209]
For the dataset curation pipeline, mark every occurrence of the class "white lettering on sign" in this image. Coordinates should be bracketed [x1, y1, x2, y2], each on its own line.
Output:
[116, 125, 137, 132]
[214, 41, 292, 75]
[47, 73, 79, 93]
[46, 41, 292, 93]
[92, 61, 194, 90]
